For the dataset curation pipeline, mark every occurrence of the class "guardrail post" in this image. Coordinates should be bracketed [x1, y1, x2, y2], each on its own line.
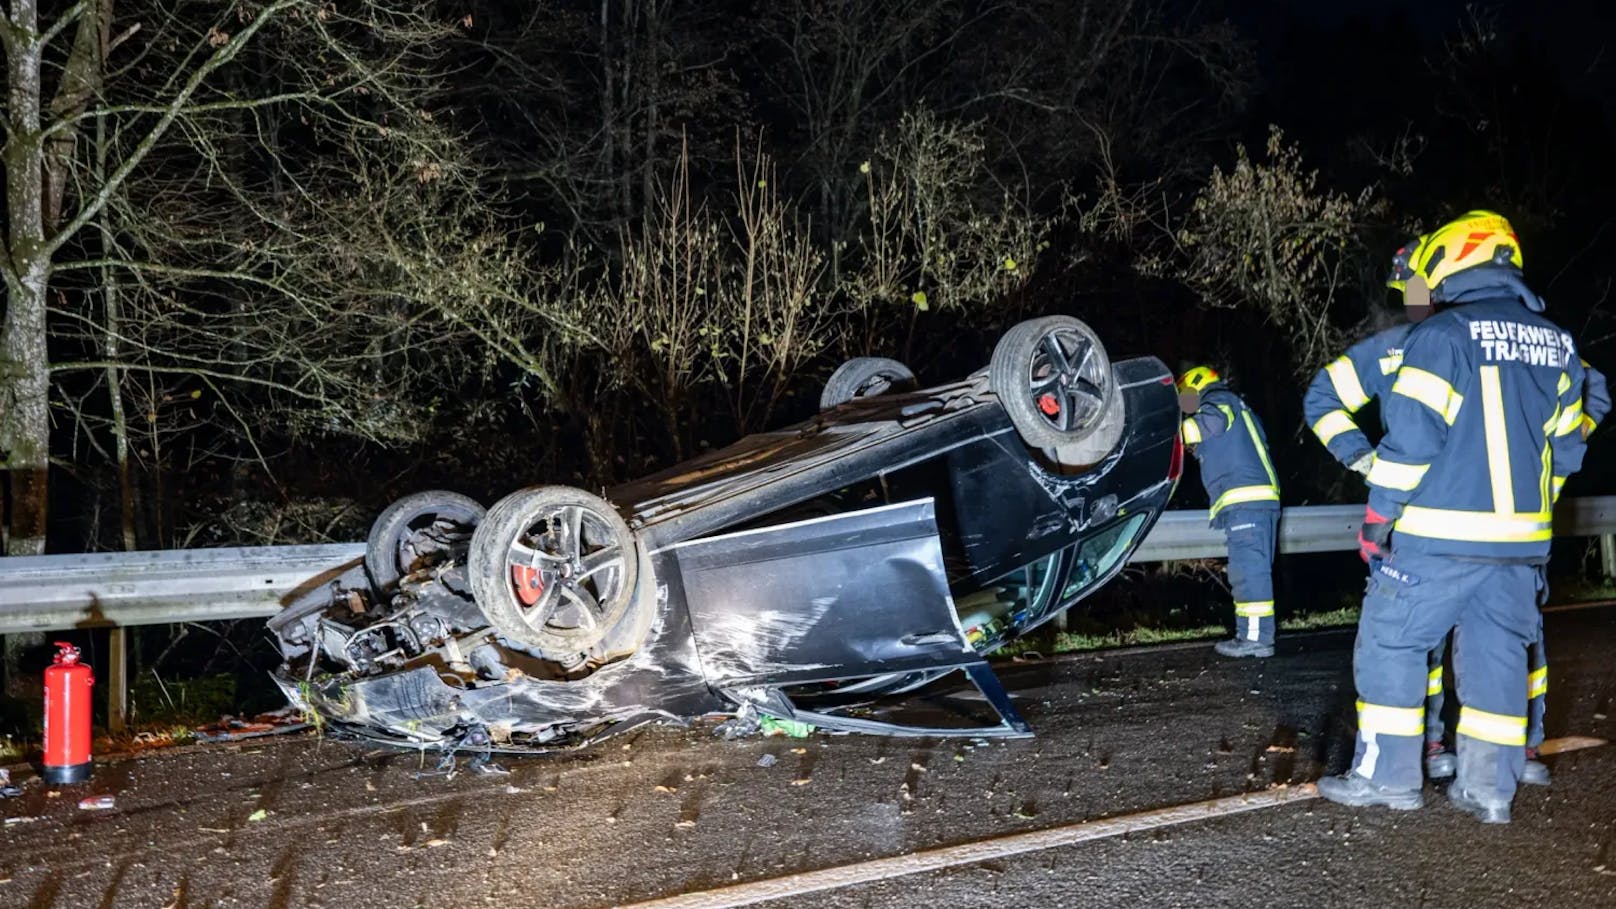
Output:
[1602, 533, 1616, 582]
[108, 627, 128, 733]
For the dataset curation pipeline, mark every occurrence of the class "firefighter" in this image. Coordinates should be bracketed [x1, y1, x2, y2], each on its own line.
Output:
[1316, 211, 1588, 824]
[1520, 358, 1609, 784]
[1177, 366, 1282, 658]
[1302, 273, 1464, 778]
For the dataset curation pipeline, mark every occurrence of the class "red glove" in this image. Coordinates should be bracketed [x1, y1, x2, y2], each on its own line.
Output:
[1358, 507, 1393, 563]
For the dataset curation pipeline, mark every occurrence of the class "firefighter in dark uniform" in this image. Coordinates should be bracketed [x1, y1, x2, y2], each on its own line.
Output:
[1178, 366, 1282, 658]
[1303, 260, 1464, 782]
[1317, 211, 1588, 824]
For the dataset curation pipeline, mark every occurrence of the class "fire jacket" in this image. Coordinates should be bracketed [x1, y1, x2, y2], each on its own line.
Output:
[1303, 325, 1412, 466]
[1368, 292, 1588, 561]
[1180, 384, 1280, 527]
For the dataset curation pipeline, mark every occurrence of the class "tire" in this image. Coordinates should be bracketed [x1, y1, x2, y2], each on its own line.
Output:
[989, 315, 1124, 455]
[468, 485, 640, 653]
[820, 356, 917, 411]
[364, 491, 486, 595]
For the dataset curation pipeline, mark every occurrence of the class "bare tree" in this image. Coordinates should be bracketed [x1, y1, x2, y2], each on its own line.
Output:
[1, 0, 561, 558]
[1169, 126, 1380, 374]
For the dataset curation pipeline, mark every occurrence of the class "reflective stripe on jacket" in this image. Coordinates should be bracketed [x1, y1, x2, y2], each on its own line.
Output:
[1303, 325, 1411, 466]
[1180, 385, 1280, 524]
[1368, 296, 1589, 559]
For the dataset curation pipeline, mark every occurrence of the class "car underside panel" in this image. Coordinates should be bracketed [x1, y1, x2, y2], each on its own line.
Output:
[672, 498, 976, 689]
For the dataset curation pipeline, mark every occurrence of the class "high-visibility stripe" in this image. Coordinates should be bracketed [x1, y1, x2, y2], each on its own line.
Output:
[1234, 601, 1275, 617]
[1456, 706, 1527, 746]
[1427, 666, 1443, 697]
[1528, 666, 1548, 700]
[1392, 366, 1464, 424]
[1312, 410, 1358, 445]
[1241, 411, 1279, 487]
[1552, 476, 1567, 502]
[1366, 457, 1429, 491]
[1216, 404, 1236, 429]
[1357, 700, 1423, 737]
[1181, 417, 1202, 446]
[1555, 398, 1584, 436]
[1583, 414, 1599, 437]
[1211, 484, 1280, 517]
[1479, 365, 1514, 513]
[1540, 441, 1553, 512]
[1327, 357, 1370, 411]
[1378, 353, 1404, 375]
[1558, 371, 1572, 395]
[1394, 507, 1553, 543]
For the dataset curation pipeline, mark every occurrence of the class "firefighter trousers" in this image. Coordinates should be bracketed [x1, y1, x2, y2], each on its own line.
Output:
[1222, 507, 1278, 645]
[1425, 568, 1549, 750]
[1349, 551, 1536, 801]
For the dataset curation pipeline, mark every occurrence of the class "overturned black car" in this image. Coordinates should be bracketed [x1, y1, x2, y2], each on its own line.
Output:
[269, 316, 1182, 752]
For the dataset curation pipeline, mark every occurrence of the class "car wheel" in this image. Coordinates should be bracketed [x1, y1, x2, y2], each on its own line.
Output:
[820, 356, 917, 411]
[468, 485, 640, 653]
[364, 491, 486, 595]
[990, 315, 1124, 455]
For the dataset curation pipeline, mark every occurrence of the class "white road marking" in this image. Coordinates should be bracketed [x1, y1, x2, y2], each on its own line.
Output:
[614, 784, 1320, 909]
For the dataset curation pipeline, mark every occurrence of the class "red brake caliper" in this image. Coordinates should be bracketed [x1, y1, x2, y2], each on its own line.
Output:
[512, 565, 544, 606]
[1037, 394, 1060, 416]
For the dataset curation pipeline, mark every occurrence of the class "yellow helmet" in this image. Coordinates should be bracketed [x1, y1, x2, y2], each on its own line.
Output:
[1177, 365, 1221, 394]
[1386, 210, 1522, 294]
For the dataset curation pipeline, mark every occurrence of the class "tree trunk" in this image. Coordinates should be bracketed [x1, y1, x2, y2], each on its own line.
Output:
[3, 0, 52, 558]
[2, 0, 50, 696]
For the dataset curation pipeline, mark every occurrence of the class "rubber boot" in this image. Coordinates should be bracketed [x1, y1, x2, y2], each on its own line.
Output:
[1448, 746, 1511, 824]
[1317, 773, 1424, 811]
[1425, 741, 1456, 780]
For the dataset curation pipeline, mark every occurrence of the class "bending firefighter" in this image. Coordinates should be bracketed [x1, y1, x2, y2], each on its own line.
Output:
[1317, 211, 1588, 824]
[1178, 367, 1282, 658]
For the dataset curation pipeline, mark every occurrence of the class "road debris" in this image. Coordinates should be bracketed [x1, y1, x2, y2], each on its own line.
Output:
[78, 795, 116, 811]
[759, 717, 814, 738]
[194, 707, 309, 744]
[0, 769, 20, 799]
[247, 808, 269, 822]
[3, 815, 40, 826]
[755, 754, 777, 768]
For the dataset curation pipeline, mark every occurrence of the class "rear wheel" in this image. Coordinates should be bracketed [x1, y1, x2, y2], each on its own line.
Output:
[468, 486, 640, 653]
[364, 491, 485, 595]
[820, 356, 917, 411]
[989, 316, 1123, 457]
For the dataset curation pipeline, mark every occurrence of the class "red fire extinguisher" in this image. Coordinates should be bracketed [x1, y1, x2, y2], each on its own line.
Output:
[43, 641, 94, 784]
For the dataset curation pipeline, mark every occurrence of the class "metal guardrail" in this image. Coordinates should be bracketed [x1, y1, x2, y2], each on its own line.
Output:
[1130, 495, 1616, 563]
[0, 498, 1613, 636]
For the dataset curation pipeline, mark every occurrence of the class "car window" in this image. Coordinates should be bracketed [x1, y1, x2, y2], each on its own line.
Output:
[1060, 513, 1149, 603]
[955, 549, 1061, 650]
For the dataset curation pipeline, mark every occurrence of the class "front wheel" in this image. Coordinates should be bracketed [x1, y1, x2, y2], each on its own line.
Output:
[468, 486, 640, 653]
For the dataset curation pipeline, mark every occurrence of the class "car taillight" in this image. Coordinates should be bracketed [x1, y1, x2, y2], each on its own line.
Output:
[1168, 431, 1184, 482]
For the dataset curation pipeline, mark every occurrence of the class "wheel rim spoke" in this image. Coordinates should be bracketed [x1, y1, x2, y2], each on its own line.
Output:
[577, 548, 625, 582]
[517, 583, 561, 632]
[549, 584, 603, 633]
[1039, 333, 1073, 376]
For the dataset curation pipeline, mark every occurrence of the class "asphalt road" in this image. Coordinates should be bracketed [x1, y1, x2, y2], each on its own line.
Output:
[2, 607, 1613, 909]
